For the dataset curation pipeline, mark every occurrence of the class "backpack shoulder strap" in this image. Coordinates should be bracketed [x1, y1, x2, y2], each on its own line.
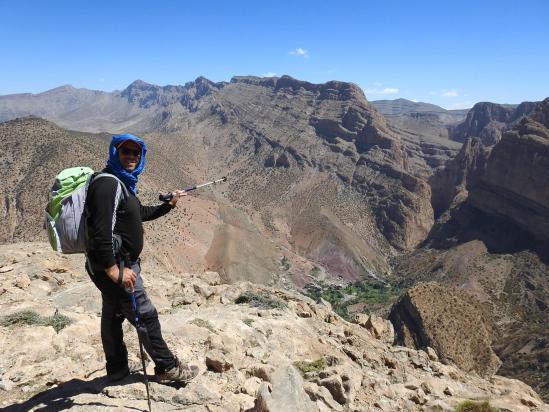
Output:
[84, 173, 129, 255]
[92, 173, 129, 199]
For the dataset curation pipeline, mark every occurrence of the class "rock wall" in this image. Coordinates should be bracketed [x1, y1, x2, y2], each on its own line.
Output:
[429, 137, 489, 218]
[450, 101, 538, 145]
[469, 99, 549, 243]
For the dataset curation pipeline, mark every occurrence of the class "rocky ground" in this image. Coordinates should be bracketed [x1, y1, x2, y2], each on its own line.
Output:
[0, 243, 546, 411]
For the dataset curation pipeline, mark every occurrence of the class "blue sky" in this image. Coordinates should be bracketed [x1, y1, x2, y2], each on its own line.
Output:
[1, 0, 548, 108]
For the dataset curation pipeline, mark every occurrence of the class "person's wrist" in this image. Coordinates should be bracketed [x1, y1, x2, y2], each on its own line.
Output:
[105, 265, 119, 283]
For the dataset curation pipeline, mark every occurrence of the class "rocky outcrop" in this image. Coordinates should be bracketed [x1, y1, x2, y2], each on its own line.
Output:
[121, 77, 224, 111]
[468, 98, 549, 243]
[121, 79, 187, 108]
[396, 101, 549, 398]
[429, 137, 489, 217]
[353, 313, 394, 344]
[450, 101, 538, 145]
[253, 365, 317, 412]
[392, 241, 549, 401]
[0, 243, 546, 411]
[389, 282, 501, 378]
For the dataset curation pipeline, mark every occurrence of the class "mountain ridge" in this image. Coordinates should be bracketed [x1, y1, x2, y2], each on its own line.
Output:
[1, 78, 548, 401]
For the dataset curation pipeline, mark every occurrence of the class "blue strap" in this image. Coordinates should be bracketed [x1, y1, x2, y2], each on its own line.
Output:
[131, 291, 140, 325]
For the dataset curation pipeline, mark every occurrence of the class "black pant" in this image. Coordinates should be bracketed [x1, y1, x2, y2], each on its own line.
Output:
[86, 259, 176, 375]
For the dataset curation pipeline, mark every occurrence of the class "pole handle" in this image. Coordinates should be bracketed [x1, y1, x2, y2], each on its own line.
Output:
[158, 188, 194, 202]
[159, 192, 174, 202]
[158, 176, 227, 202]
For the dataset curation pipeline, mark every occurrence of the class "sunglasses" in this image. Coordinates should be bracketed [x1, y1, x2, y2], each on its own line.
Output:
[119, 147, 141, 157]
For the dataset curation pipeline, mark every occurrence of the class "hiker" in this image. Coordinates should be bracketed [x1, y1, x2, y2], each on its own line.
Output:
[85, 133, 199, 383]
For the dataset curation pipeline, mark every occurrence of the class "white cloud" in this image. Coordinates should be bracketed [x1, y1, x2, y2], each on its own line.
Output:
[441, 89, 459, 97]
[289, 48, 309, 58]
[262, 72, 277, 77]
[365, 87, 400, 95]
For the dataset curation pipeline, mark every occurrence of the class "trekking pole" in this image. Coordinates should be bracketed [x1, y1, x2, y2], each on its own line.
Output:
[131, 291, 152, 412]
[158, 176, 227, 202]
[123, 257, 152, 412]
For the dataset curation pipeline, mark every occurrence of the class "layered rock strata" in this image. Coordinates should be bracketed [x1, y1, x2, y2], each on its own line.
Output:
[468, 99, 549, 243]
[450, 101, 538, 145]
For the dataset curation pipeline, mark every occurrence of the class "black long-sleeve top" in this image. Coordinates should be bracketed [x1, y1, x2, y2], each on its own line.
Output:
[86, 171, 173, 269]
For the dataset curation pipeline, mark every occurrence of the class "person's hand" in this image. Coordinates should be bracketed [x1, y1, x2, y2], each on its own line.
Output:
[169, 190, 187, 206]
[121, 267, 136, 290]
[105, 264, 136, 290]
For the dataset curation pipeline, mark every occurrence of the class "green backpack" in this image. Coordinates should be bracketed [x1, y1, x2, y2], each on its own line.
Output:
[45, 167, 127, 253]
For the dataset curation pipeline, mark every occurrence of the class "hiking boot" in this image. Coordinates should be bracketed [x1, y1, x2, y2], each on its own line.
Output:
[155, 358, 199, 384]
[108, 359, 146, 382]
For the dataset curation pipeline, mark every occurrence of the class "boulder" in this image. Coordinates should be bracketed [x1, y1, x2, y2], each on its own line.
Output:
[193, 283, 215, 299]
[319, 375, 347, 405]
[354, 313, 395, 344]
[253, 365, 317, 412]
[240, 376, 262, 397]
[201, 271, 222, 286]
[206, 349, 233, 372]
[14, 274, 31, 289]
[426, 347, 438, 362]
[303, 382, 343, 411]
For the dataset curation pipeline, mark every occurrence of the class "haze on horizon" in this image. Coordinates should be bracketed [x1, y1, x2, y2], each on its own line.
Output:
[1, 0, 548, 109]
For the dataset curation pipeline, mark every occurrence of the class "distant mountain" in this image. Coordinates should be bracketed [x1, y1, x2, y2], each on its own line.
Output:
[0, 85, 136, 132]
[371, 98, 468, 116]
[0, 78, 224, 133]
[369, 99, 466, 161]
[450, 101, 538, 145]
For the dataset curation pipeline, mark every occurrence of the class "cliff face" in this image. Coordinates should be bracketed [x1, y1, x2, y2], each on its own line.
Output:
[428, 99, 549, 242]
[195, 75, 435, 252]
[468, 99, 549, 243]
[450, 101, 538, 145]
[429, 137, 489, 218]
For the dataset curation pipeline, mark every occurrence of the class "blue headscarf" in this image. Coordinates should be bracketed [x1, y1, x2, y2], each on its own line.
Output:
[106, 133, 147, 195]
